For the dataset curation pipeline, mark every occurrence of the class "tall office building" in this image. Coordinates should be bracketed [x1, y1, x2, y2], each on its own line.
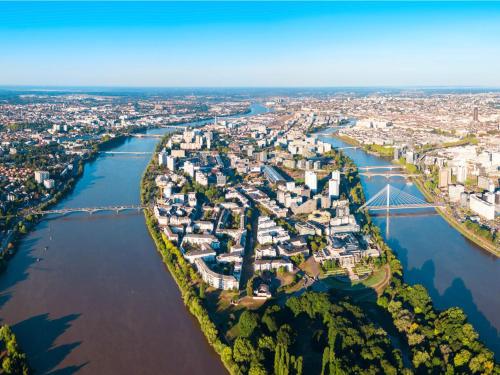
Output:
[305, 170, 318, 192]
[473, 107, 479, 122]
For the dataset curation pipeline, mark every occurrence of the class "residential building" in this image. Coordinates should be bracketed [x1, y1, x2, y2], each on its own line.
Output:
[469, 194, 496, 220]
[305, 170, 317, 192]
[34, 170, 49, 184]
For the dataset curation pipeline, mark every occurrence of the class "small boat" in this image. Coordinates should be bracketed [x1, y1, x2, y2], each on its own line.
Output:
[36, 258, 40, 262]
[44, 246, 48, 251]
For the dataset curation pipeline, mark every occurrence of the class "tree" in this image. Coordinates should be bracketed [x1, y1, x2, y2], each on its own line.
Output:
[262, 312, 278, 333]
[233, 337, 254, 363]
[322, 347, 344, 375]
[453, 349, 472, 368]
[277, 324, 295, 347]
[249, 362, 267, 375]
[199, 282, 206, 299]
[412, 350, 430, 369]
[258, 335, 275, 351]
[246, 276, 255, 297]
[238, 311, 259, 338]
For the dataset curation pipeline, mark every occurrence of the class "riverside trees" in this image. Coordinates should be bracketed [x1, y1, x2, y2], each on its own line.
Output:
[0, 325, 30, 375]
[379, 281, 497, 373]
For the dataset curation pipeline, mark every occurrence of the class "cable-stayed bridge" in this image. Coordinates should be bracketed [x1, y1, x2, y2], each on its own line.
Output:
[358, 184, 444, 212]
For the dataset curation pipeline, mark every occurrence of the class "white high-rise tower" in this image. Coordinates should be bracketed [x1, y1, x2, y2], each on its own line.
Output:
[305, 170, 318, 192]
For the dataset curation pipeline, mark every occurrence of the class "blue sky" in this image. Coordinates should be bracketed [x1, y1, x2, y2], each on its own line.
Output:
[0, 1, 499, 87]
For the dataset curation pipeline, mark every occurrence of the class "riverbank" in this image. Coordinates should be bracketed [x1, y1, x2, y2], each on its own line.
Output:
[0, 126, 156, 271]
[140, 135, 236, 374]
[413, 177, 500, 257]
[335, 141, 499, 371]
[333, 134, 361, 147]
[323, 131, 500, 357]
[392, 154, 499, 257]
[329, 133, 499, 257]
[1, 124, 229, 374]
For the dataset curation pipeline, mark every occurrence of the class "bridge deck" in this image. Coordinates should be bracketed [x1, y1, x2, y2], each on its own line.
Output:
[362, 203, 444, 211]
[359, 172, 418, 178]
[358, 165, 403, 171]
[31, 205, 147, 215]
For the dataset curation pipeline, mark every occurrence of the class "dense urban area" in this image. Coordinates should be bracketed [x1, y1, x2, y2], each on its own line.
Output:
[0, 89, 499, 374]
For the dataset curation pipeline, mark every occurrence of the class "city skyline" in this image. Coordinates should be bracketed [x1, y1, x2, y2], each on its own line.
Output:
[1, 1, 499, 87]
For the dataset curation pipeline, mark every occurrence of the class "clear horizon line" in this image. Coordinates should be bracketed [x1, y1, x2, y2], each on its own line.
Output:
[1, 84, 500, 90]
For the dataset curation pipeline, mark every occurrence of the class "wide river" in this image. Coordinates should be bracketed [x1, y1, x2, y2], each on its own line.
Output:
[319, 132, 499, 357]
[0, 103, 269, 374]
[1, 109, 497, 374]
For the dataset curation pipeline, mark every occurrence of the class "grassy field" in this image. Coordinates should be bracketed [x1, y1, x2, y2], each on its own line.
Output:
[319, 265, 390, 297]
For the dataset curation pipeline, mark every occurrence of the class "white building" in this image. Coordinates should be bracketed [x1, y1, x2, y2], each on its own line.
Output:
[328, 175, 340, 198]
[158, 150, 167, 166]
[257, 216, 290, 245]
[448, 184, 465, 203]
[255, 245, 278, 259]
[182, 234, 219, 249]
[356, 119, 391, 129]
[439, 167, 451, 188]
[194, 258, 239, 290]
[456, 164, 467, 184]
[305, 170, 318, 192]
[195, 171, 209, 186]
[478, 176, 495, 193]
[254, 259, 293, 273]
[34, 170, 50, 184]
[166, 155, 177, 171]
[43, 179, 55, 189]
[469, 194, 496, 221]
[216, 172, 227, 187]
[183, 160, 198, 178]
